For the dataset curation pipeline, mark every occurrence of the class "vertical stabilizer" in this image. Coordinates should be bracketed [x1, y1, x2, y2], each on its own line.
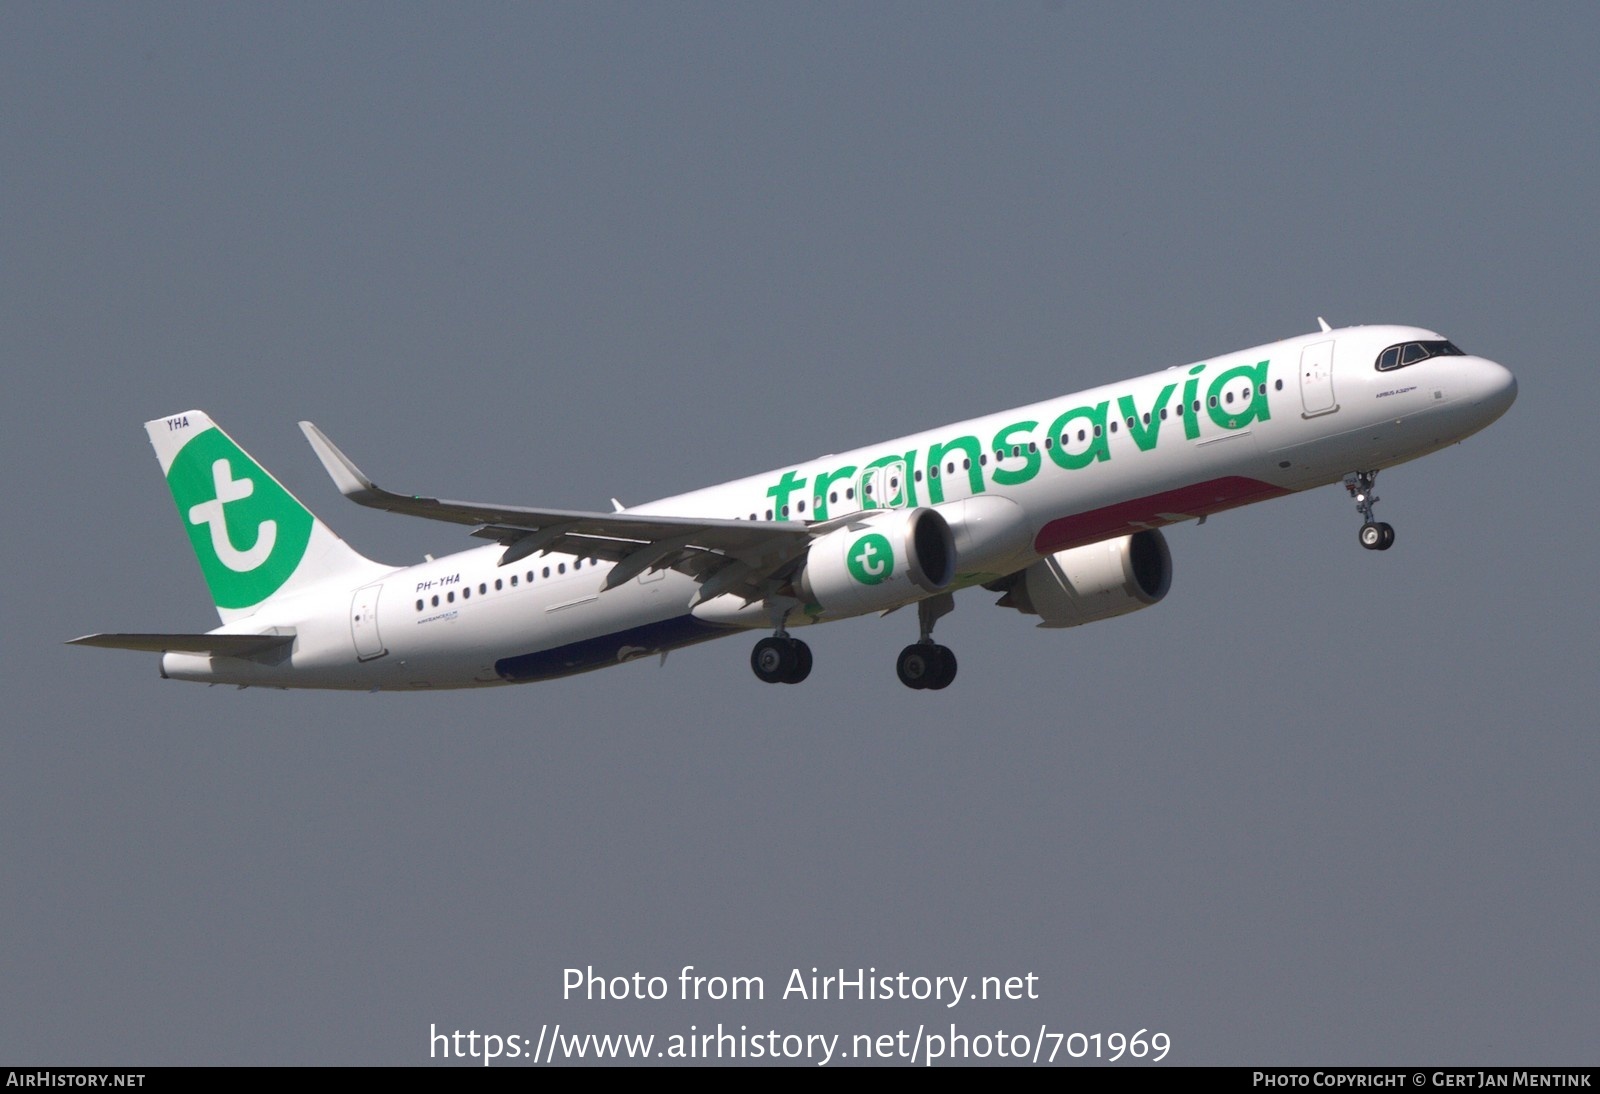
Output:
[145, 411, 385, 623]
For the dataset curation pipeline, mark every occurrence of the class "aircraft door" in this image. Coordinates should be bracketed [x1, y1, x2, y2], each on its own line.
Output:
[1299, 340, 1339, 417]
[860, 461, 909, 510]
[351, 583, 387, 661]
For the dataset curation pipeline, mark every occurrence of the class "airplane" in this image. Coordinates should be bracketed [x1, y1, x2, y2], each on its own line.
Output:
[70, 321, 1516, 692]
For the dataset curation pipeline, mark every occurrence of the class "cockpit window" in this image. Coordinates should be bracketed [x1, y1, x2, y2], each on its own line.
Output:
[1375, 340, 1465, 372]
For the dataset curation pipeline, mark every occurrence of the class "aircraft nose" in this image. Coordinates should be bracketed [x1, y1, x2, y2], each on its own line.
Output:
[1470, 357, 1518, 420]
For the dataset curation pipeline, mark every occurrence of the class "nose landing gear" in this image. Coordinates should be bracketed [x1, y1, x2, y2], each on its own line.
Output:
[1345, 470, 1395, 551]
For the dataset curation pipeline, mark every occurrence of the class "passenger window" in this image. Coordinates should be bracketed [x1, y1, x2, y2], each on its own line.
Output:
[416, 599, 423, 612]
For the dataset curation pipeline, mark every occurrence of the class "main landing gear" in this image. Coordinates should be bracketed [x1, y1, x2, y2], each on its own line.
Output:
[748, 592, 961, 690]
[896, 643, 956, 691]
[750, 598, 812, 684]
[897, 593, 957, 691]
[1345, 470, 1395, 551]
[751, 634, 812, 684]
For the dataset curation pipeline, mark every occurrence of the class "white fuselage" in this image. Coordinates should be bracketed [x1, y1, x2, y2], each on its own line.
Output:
[161, 325, 1516, 689]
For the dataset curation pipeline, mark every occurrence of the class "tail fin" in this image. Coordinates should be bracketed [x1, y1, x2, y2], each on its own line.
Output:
[146, 411, 384, 623]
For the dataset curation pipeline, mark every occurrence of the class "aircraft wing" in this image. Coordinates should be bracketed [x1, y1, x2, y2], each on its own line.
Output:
[299, 422, 827, 599]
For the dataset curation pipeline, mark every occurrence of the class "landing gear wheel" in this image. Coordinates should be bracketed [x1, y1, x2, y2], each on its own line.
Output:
[752, 636, 795, 684]
[752, 636, 812, 684]
[1360, 521, 1396, 551]
[784, 639, 813, 684]
[897, 643, 956, 690]
[925, 645, 957, 691]
[897, 644, 935, 690]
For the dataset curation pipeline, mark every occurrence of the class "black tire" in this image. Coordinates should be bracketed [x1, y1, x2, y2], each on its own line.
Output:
[751, 636, 795, 684]
[1377, 522, 1395, 551]
[896, 644, 933, 690]
[784, 639, 813, 684]
[1359, 522, 1384, 550]
[924, 645, 957, 691]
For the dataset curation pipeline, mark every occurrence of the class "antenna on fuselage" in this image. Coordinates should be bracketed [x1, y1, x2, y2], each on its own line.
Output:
[1317, 316, 1333, 333]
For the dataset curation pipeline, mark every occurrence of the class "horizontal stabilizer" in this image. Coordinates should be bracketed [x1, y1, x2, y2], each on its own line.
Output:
[67, 632, 296, 657]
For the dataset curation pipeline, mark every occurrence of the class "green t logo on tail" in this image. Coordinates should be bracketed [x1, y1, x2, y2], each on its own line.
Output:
[846, 533, 894, 585]
[167, 428, 313, 609]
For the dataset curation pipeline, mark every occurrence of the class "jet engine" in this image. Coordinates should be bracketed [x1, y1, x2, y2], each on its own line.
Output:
[995, 529, 1172, 628]
[796, 507, 956, 618]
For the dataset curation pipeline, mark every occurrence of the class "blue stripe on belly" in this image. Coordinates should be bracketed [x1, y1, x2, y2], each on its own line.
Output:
[495, 615, 727, 683]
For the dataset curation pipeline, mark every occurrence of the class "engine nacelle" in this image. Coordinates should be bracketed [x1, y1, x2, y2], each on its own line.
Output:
[998, 529, 1172, 628]
[796, 507, 956, 618]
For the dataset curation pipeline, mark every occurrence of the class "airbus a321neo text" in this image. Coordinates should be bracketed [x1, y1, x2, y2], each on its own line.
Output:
[72, 322, 1516, 692]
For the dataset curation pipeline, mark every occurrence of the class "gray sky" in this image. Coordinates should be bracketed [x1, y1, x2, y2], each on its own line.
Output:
[4, 2, 1595, 1066]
